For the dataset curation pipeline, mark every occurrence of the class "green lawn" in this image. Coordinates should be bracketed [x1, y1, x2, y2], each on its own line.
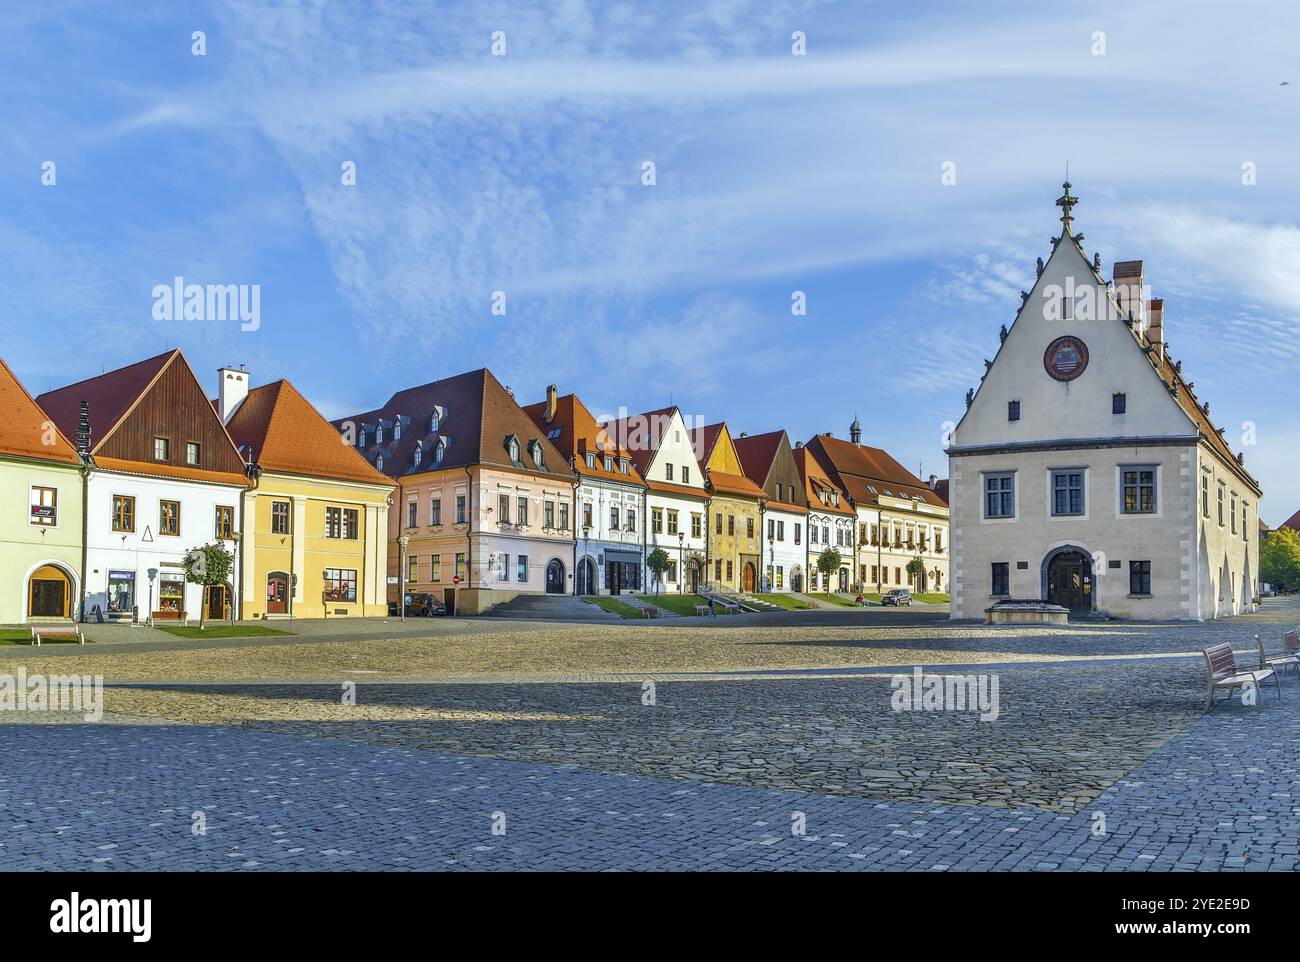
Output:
[155, 625, 295, 639]
[913, 593, 951, 604]
[806, 592, 857, 607]
[636, 594, 726, 616]
[751, 593, 812, 610]
[583, 596, 646, 619]
[0, 628, 92, 646]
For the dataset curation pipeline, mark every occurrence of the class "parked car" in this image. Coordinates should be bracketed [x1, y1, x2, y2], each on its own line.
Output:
[388, 592, 446, 617]
[881, 588, 912, 607]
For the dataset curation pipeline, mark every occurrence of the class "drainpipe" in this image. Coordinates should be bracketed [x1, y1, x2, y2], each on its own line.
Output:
[79, 457, 90, 623]
[463, 466, 474, 605]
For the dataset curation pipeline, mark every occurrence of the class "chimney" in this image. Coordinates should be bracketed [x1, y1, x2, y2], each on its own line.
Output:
[544, 384, 557, 423]
[218, 366, 250, 423]
[1112, 260, 1145, 330]
[75, 401, 91, 454]
[928, 474, 938, 489]
[1147, 299, 1164, 361]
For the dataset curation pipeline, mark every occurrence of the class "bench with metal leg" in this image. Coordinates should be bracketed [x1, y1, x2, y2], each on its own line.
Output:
[1203, 642, 1279, 711]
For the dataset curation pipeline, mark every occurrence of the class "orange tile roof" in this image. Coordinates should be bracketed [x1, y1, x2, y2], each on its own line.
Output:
[707, 469, 766, 499]
[227, 380, 394, 487]
[646, 479, 708, 499]
[521, 391, 645, 485]
[805, 433, 941, 507]
[794, 447, 854, 516]
[93, 456, 248, 488]
[0, 357, 81, 465]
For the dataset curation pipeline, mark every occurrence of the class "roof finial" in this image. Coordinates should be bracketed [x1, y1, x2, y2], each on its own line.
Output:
[1056, 178, 1079, 235]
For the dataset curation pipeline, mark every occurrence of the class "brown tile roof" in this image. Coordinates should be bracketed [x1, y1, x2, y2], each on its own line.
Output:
[600, 405, 680, 477]
[1280, 510, 1300, 533]
[707, 469, 766, 499]
[805, 433, 941, 506]
[335, 368, 575, 484]
[932, 479, 950, 505]
[793, 446, 854, 516]
[36, 350, 174, 450]
[0, 357, 80, 465]
[521, 391, 645, 485]
[732, 430, 784, 487]
[227, 380, 394, 487]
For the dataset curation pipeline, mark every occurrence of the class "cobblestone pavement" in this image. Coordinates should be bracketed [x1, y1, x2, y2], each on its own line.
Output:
[2, 601, 1297, 870]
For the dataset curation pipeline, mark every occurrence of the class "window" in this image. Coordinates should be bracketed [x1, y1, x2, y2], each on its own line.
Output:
[716, 512, 724, 535]
[619, 459, 629, 475]
[215, 505, 235, 539]
[1118, 467, 1156, 514]
[809, 525, 818, 545]
[652, 507, 663, 534]
[375, 424, 384, 445]
[407, 501, 418, 529]
[496, 553, 512, 582]
[726, 560, 734, 581]
[430, 498, 442, 526]
[1243, 503, 1249, 542]
[1112, 393, 1127, 414]
[991, 562, 1009, 596]
[394, 420, 402, 440]
[727, 515, 735, 536]
[112, 495, 135, 533]
[690, 513, 701, 538]
[984, 473, 1015, 518]
[1008, 400, 1021, 422]
[544, 500, 555, 528]
[153, 437, 169, 461]
[456, 495, 467, 524]
[583, 502, 593, 530]
[498, 493, 511, 523]
[585, 453, 596, 470]
[434, 441, 445, 464]
[1051, 471, 1084, 516]
[413, 446, 423, 468]
[158, 574, 184, 612]
[271, 500, 290, 534]
[407, 555, 419, 583]
[431, 555, 441, 582]
[746, 518, 754, 538]
[30, 486, 57, 526]
[627, 509, 636, 532]
[1201, 474, 1210, 518]
[1230, 492, 1238, 534]
[430, 412, 440, 433]
[1217, 482, 1225, 527]
[682, 466, 690, 484]
[326, 506, 341, 538]
[324, 568, 357, 603]
[609, 506, 619, 530]
[667, 509, 679, 536]
[558, 502, 569, 530]
[517, 496, 528, 527]
[186, 442, 201, 466]
[507, 437, 520, 462]
[665, 463, 674, 481]
[159, 500, 180, 536]
[455, 553, 466, 580]
[666, 561, 678, 582]
[1129, 561, 1151, 596]
[344, 509, 359, 540]
[794, 523, 801, 545]
[715, 559, 723, 580]
[517, 556, 528, 582]
[603, 455, 613, 472]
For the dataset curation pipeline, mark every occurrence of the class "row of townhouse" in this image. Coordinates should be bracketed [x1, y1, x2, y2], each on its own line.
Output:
[0, 348, 950, 626]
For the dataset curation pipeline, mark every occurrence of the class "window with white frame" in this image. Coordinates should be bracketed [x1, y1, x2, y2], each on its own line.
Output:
[984, 473, 1015, 518]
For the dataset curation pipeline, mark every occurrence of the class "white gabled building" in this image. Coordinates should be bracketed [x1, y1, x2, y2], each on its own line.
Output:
[734, 429, 809, 593]
[603, 406, 708, 594]
[947, 184, 1261, 621]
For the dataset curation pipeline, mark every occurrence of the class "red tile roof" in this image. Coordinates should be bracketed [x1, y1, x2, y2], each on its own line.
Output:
[794, 446, 854, 516]
[805, 433, 941, 507]
[521, 391, 645, 485]
[1280, 510, 1300, 533]
[600, 405, 681, 477]
[733, 430, 784, 487]
[36, 350, 174, 451]
[0, 357, 80, 465]
[227, 380, 394, 487]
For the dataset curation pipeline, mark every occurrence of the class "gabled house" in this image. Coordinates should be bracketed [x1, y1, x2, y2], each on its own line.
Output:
[805, 424, 950, 594]
[219, 369, 395, 619]
[947, 184, 1261, 620]
[522, 386, 646, 595]
[602, 406, 708, 593]
[38, 350, 249, 622]
[0, 357, 85, 623]
[794, 441, 855, 593]
[691, 422, 766, 593]
[333, 368, 577, 614]
[734, 429, 809, 593]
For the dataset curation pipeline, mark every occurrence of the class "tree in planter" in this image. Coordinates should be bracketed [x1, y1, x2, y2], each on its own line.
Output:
[1261, 527, 1300, 592]
[906, 556, 927, 592]
[645, 547, 671, 596]
[183, 542, 234, 629]
[816, 548, 843, 591]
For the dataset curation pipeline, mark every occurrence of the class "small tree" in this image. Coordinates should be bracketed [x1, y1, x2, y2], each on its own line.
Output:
[816, 548, 842, 590]
[906, 556, 927, 591]
[184, 542, 234, 629]
[646, 547, 671, 595]
[1261, 528, 1300, 592]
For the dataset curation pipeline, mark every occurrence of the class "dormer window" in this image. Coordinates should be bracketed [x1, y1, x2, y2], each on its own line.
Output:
[413, 445, 422, 468]
[376, 424, 384, 445]
[603, 455, 613, 472]
[506, 436, 520, 463]
[375, 454, 385, 472]
[394, 420, 402, 441]
[430, 412, 440, 433]
[619, 458, 629, 475]
[435, 438, 446, 464]
[529, 440, 544, 469]
[586, 453, 596, 469]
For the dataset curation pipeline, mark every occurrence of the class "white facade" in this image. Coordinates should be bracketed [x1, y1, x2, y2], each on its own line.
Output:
[948, 187, 1260, 621]
[760, 506, 806, 592]
[574, 473, 645, 594]
[83, 468, 245, 621]
[806, 504, 854, 591]
[858, 500, 950, 593]
[635, 409, 708, 594]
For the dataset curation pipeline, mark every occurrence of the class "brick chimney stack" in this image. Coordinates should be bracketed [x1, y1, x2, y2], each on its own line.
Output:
[544, 384, 557, 423]
[1113, 260, 1145, 330]
[1147, 298, 1165, 361]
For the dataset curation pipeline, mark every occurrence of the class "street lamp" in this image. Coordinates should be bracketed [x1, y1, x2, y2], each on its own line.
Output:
[582, 523, 591, 596]
[399, 534, 410, 622]
[677, 531, 685, 594]
[768, 534, 775, 592]
[229, 531, 242, 625]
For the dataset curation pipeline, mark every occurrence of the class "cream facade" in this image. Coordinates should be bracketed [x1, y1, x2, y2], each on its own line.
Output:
[1, 457, 85, 623]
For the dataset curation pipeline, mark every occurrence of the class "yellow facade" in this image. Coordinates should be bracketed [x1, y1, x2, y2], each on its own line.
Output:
[703, 428, 763, 592]
[239, 472, 391, 620]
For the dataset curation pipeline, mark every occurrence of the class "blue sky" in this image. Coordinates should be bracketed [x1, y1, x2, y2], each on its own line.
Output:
[3, 1, 1298, 520]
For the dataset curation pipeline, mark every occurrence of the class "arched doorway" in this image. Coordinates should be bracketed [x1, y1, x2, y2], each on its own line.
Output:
[686, 559, 701, 594]
[932, 569, 941, 591]
[28, 564, 72, 618]
[838, 568, 849, 592]
[576, 557, 596, 595]
[790, 565, 803, 593]
[1044, 547, 1092, 614]
[266, 571, 289, 615]
[546, 559, 565, 594]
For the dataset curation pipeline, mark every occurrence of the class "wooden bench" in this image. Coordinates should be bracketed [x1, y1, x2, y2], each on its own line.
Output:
[719, 601, 741, 615]
[1204, 642, 1279, 711]
[1256, 630, 1300, 675]
[151, 610, 189, 627]
[642, 606, 659, 619]
[29, 625, 83, 647]
[693, 603, 712, 617]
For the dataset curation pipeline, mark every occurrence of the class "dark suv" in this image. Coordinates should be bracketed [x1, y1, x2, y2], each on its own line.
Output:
[881, 588, 913, 607]
[388, 592, 445, 617]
